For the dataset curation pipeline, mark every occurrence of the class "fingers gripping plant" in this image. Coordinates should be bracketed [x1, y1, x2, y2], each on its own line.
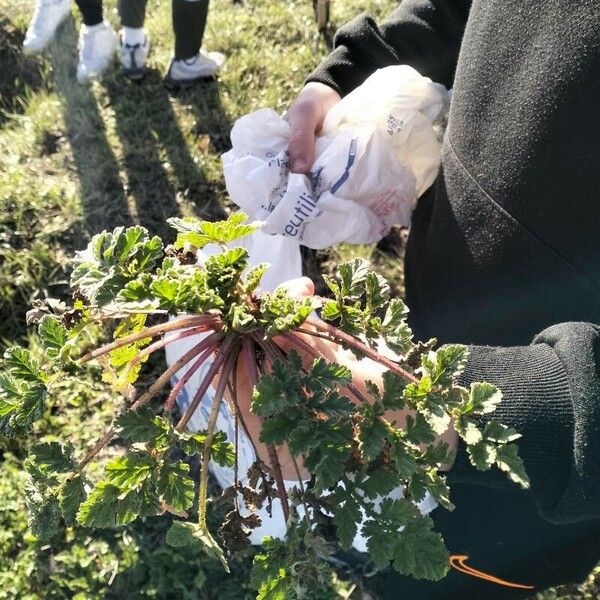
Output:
[0, 214, 529, 596]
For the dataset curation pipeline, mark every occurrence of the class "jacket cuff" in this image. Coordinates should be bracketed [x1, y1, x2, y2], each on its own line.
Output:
[450, 342, 574, 521]
[305, 45, 372, 98]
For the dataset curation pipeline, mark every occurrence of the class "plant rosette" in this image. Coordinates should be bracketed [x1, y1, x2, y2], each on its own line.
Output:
[0, 213, 529, 597]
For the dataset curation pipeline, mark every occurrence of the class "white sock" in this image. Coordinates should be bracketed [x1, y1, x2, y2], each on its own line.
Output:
[122, 27, 146, 46]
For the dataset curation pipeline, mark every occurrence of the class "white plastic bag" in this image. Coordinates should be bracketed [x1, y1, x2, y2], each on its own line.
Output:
[222, 64, 449, 251]
[166, 64, 449, 549]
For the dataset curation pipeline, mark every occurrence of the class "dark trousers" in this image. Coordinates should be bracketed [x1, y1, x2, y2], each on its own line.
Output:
[74, 0, 103, 26]
[118, 0, 210, 60]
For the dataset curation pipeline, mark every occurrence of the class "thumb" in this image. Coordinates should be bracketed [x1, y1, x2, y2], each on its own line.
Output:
[287, 106, 318, 174]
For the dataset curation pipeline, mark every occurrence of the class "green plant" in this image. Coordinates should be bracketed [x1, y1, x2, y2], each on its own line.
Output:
[0, 213, 529, 598]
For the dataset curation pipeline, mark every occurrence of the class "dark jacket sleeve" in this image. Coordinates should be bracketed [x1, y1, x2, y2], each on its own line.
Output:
[306, 0, 472, 96]
[450, 322, 600, 524]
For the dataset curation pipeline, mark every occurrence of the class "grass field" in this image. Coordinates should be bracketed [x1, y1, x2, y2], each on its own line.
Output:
[0, 1, 598, 598]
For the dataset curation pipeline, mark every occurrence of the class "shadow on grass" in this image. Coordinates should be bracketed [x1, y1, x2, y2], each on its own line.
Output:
[102, 69, 185, 240]
[49, 18, 131, 234]
[176, 79, 231, 218]
[0, 16, 46, 124]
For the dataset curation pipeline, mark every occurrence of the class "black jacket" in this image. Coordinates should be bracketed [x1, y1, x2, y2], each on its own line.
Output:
[308, 1, 600, 597]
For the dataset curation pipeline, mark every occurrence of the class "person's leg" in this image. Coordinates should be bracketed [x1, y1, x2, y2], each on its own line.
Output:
[165, 0, 224, 88]
[74, 0, 118, 83]
[73, 0, 103, 26]
[118, 0, 150, 79]
[118, 0, 147, 29]
[23, 0, 72, 54]
[172, 0, 209, 60]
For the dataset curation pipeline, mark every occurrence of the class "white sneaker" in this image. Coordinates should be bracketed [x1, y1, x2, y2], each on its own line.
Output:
[119, 31, 150, 80]
[76, 21, 118, 83]
[164, 50, 225, 90]
[23, 0, 71, 55]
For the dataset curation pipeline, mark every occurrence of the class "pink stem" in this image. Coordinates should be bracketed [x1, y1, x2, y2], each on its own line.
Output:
[126, 325, 215, 374]
[79, 314, 219, 363]
[302, 318, 418, 383]
[76, 336, 216, 471]
[175, 336, 237, 432]
[165, 331, 221, 410]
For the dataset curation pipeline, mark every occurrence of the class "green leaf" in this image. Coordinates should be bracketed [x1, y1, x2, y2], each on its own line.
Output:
[392, 518, 449, 580]
[0, 372, 22, 399]
[16, 384, 47, 428]
[381, 371, 406, 410]
[252, 360, 300, 416]
[312, 444, 350, 493]
[421, 345, 467, 387]
[495, 444, 530, 489]
[404, 413, 435, 445]
[27, 493, 61, 542]
[1, 380, 47, 437]
[114, 407, 169, 447]
[467, 441, 496, 471]
[424, 470, 454, 511]
[178, 430, 208, 456]
[338, 258, 369, 298]
[157, 461, 195, 512]
[166, 520, 202, 547]
[483, 420, 521, 444]
[38, 315, 67, 359]
[317, 391, 354, 417]
[77, 482, 141, 528]
[334, 497, 360, 550]
[287, 421, 319, 456]
[259, 413, 296, 446]
[389, 440, 419, 479]
[71, 226, 163, 304]
[104, 453, 155, 493]
[210, 431, 235, 467]
[166, 521, 230, 572]
[3, 347, 44, 382]
[358, 417, 388, 461]
[365, 271, 390, 312]
[381, 299, 413, 354]
[462, 382, 502, 416]
[259, 289, 315, 335]
[29, 442, 75, 476]
[361, 468, 400, 499]
[168, 212, 257, 249]
[60, 475, 87, 525]
[243, 263, 268, 294]
[363, 499, 418, 568]
[305, 358, 352, 391]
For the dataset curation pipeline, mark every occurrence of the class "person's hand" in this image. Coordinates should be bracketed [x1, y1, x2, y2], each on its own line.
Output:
[286, 82, 341, 174]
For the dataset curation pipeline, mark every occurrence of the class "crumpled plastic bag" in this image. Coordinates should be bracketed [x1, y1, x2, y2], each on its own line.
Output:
[222, 64, 449, 250]
[166, 64, 449, 549]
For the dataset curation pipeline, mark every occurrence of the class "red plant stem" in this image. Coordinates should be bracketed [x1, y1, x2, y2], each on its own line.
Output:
[126, 325, 214, 373]
[302, 318, 419, 384]
[278, 332, 370, 405]
[197, 347, 238, 530]
[164, 346, 216, 411]
[228, 354, 261, 463]
[175, 336, 237, 432]
[164, 331, 224, 411]
[76, 337, 215, 471]
[79, 314, 219, 364]
[243, 338, 290, 523]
